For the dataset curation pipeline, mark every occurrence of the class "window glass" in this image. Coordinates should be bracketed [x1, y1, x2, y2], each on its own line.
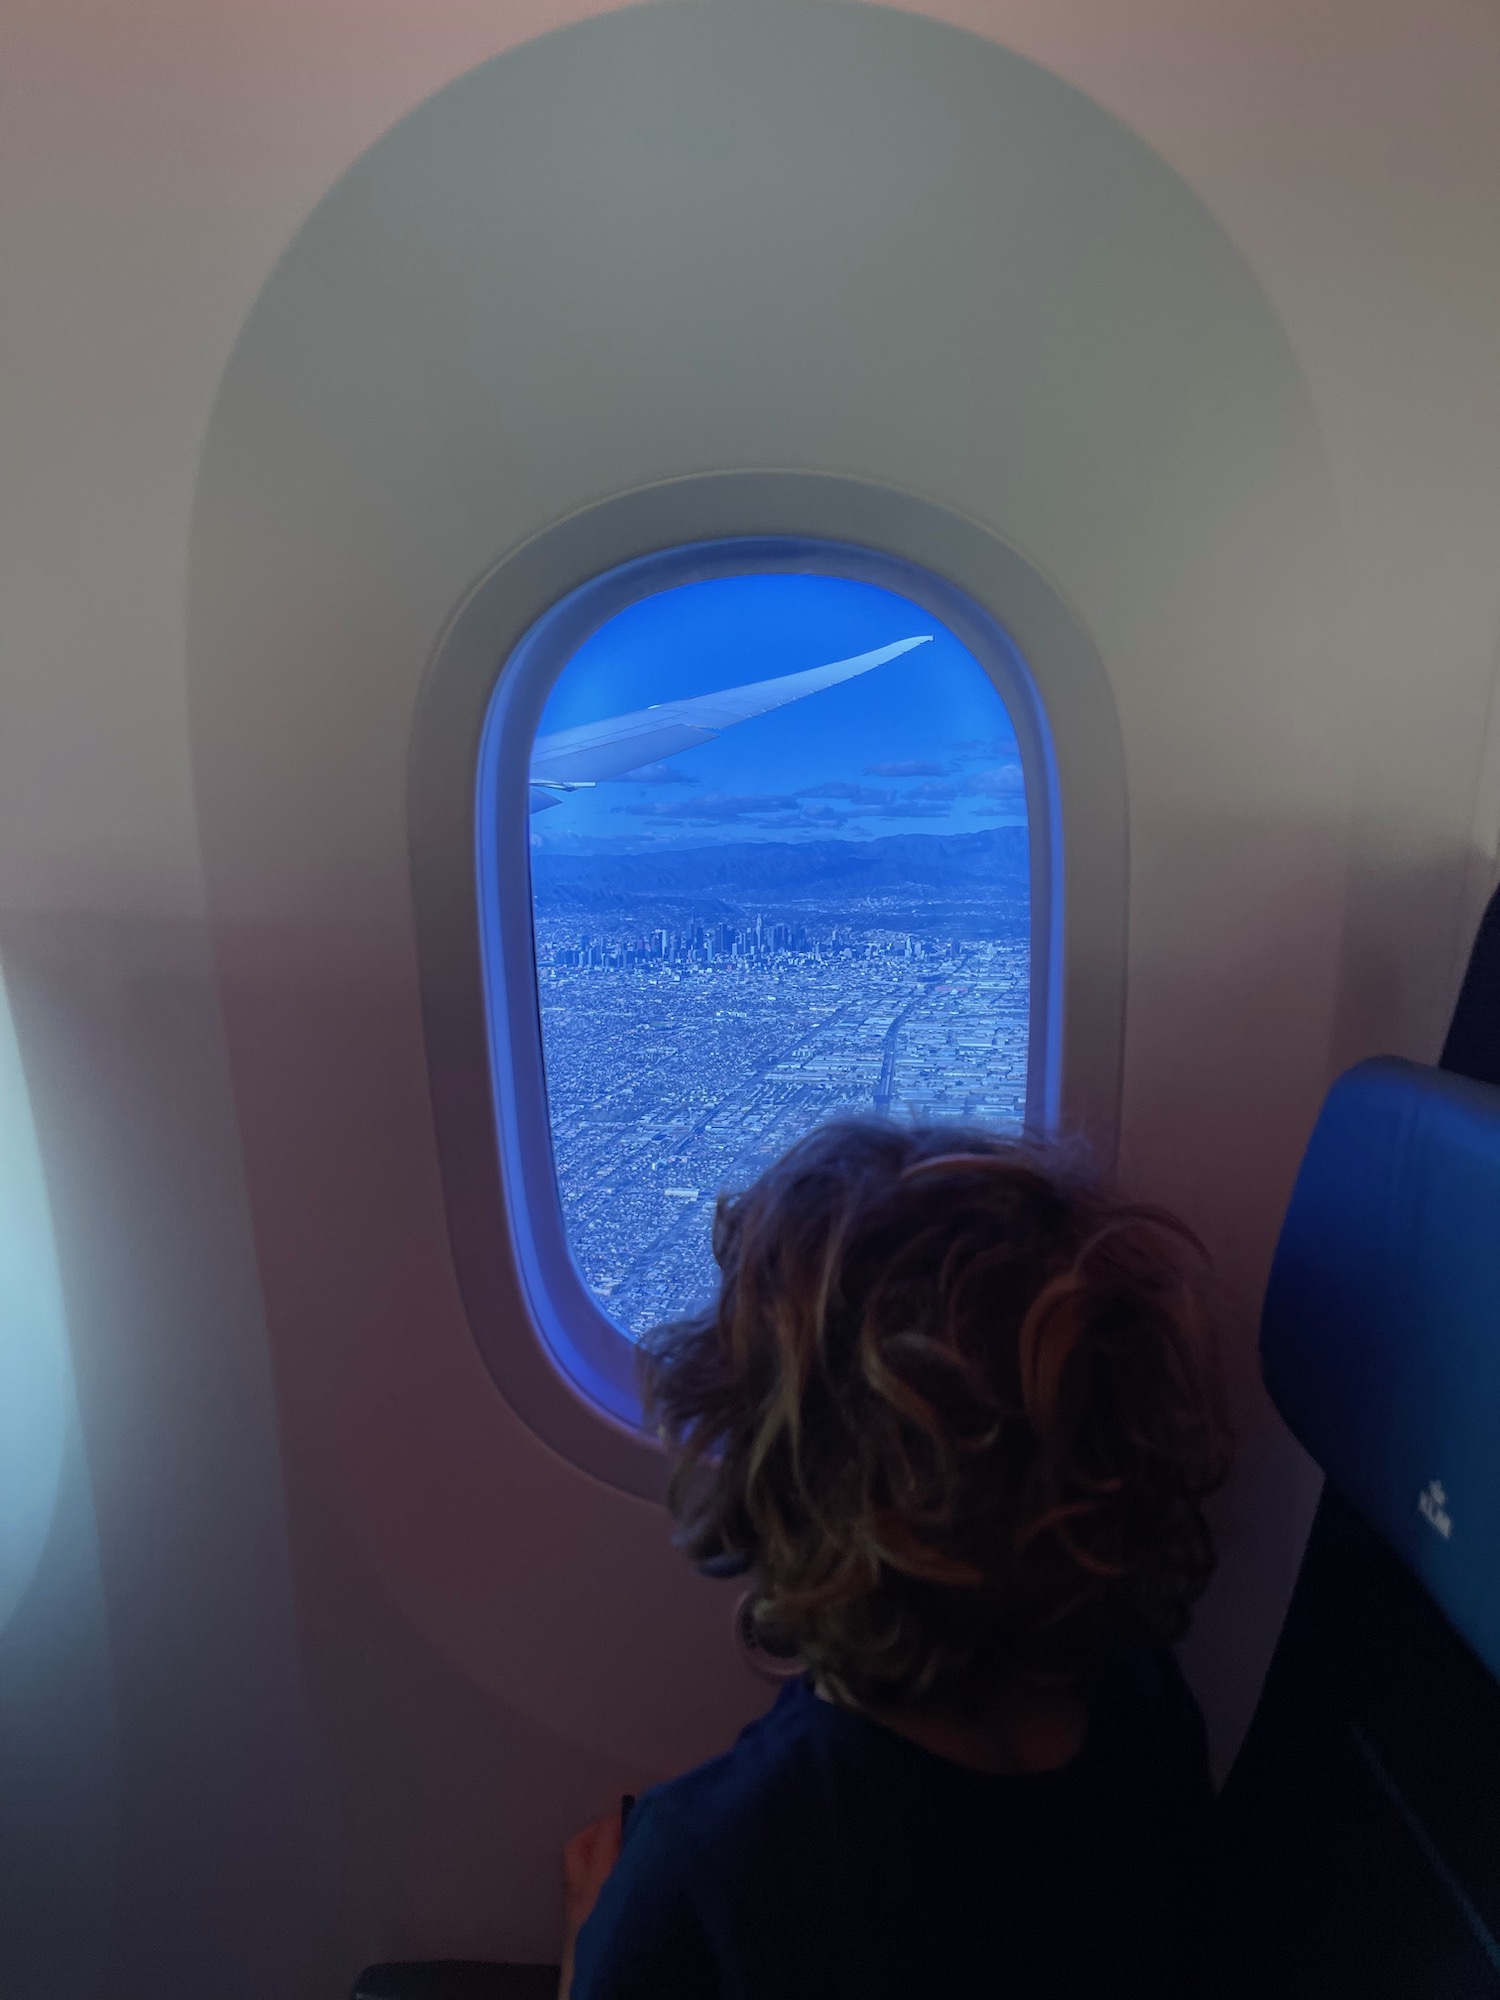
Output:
[529, 571, 1029, 1339]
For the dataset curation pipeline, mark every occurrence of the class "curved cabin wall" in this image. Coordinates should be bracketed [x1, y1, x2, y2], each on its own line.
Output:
[189, 0, 1342, 1927]
[2, 1, 1498, 1991]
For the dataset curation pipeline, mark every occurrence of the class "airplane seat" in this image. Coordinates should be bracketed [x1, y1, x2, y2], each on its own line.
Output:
[1212, 1047, 1500, 1995]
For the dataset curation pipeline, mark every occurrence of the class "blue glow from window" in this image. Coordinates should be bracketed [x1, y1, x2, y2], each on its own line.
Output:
[529, 571, 1030, 1341]
[0, 967, 72, 1635]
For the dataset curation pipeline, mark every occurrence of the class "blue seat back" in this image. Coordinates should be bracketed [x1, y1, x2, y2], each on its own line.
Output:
[1261, 1056, 1500, 1688]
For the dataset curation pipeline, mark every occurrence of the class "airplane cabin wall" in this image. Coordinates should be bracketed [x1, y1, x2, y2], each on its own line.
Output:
[2, 3, 1498, 1995]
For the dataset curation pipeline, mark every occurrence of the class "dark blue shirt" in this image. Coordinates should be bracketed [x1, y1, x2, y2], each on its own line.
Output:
[572, 1651, 1214, 1999]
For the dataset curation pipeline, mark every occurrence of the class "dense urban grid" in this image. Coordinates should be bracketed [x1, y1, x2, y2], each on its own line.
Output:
[533, 856, 1030, 1339]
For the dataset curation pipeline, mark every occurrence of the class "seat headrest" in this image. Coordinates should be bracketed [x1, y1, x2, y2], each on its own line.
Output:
[1262, 1057, 1500, 1685]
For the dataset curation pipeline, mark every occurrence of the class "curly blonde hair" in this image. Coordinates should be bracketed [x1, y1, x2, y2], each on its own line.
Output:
[638, 1120, 1231, 1713]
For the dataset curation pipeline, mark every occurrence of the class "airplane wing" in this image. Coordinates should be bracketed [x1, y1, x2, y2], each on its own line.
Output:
[528, 633, 932, 809]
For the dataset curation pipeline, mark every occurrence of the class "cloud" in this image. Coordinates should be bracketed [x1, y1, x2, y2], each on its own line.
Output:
[609, 761, 698, 787]
[960, 763, 1024, 799]
[862, 798, 952, 819]
[796, 781, 897, 805]
[604, 761, 1025, 834]
[617, 791, 805, 823]
[615, 787, 895, 836]
[862, 759, 947, 778]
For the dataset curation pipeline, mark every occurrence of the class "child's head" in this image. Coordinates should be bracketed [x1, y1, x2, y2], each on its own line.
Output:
[639, 1120, 1231, 1715]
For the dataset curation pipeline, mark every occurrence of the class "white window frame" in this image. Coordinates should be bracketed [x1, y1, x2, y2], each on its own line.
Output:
[409, 475, 1126, 1499]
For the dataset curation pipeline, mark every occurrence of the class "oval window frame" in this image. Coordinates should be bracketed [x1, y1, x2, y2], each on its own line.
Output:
[410, 473, 1126, 1500]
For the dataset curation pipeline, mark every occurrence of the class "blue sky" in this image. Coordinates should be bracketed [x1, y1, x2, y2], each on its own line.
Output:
[532, 572, 1026, 851]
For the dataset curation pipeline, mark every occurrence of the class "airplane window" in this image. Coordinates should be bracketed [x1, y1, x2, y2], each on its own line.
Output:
[518, 567, 1033, 1343]
[0, 967, 72, 1636]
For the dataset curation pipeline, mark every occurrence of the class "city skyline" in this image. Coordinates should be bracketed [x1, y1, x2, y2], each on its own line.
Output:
[536, 908, 1030, 1338]
[528, 570, 1033, 1339]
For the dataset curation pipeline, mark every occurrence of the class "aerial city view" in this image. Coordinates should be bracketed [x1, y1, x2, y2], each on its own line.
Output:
[527, 571, 1032, 1340]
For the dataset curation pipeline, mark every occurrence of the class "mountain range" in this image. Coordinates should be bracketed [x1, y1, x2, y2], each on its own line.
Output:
[530, 826, 1028, 919]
